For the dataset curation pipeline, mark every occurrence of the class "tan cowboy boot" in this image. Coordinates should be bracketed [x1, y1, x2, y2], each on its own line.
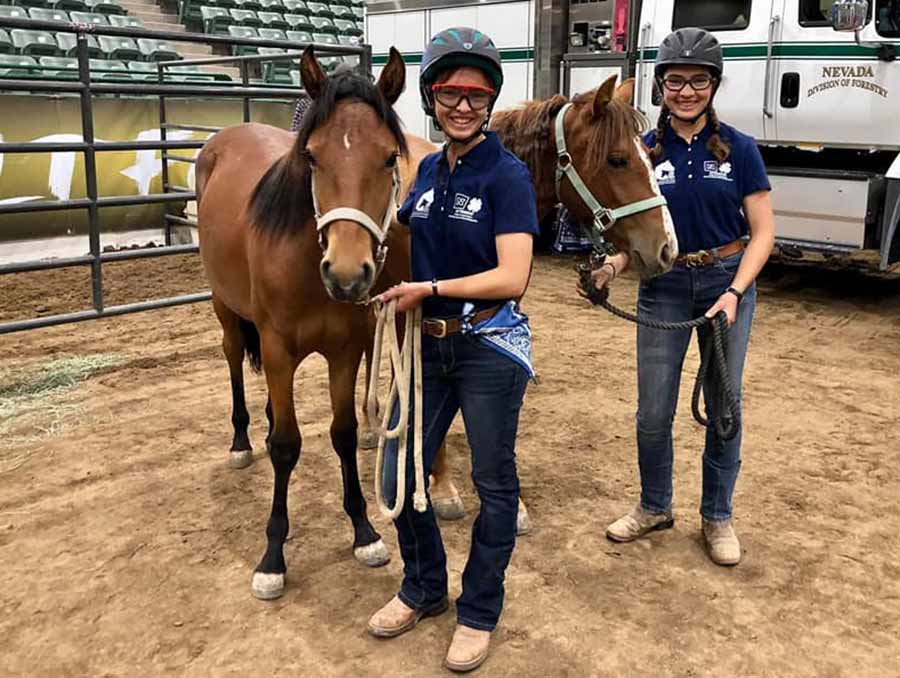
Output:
[367, 596, 447, 638]
[606, 503, 674, 542]
[702, 518, 742, 566]
[445, 624, 491, 673]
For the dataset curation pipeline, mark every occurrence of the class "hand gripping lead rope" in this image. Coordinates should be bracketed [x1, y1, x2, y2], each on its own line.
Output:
[368, 299, 428, 519]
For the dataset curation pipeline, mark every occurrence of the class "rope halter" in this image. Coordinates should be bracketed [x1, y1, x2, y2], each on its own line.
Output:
[554, 102, 668, 250]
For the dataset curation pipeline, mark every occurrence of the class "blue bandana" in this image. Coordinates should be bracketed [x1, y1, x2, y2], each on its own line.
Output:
[459, 300, 535, 379]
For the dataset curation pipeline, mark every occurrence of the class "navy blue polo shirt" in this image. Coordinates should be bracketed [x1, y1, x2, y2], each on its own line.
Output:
[643, 121, 770, 254]
[397, 132, 539, 317]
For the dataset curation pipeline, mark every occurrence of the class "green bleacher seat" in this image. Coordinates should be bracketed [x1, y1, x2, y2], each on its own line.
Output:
[257, 11, 288, 29]
[231, 0, 260, 10]
[227, 25, 258, 55]
[38, 55, 78, 78]
[350, 0, 363, 6]
[259, 0, 283, 9]
[285, 29, 311, 44]
[0, 54, 38, 77]
[168, 64, 214, 79]
[55, 32, 102, 57]
[305, 2, 331, 18]
[336, 34, 358, 46]
[318, 54, 342, 72]
[69, 10, 109, 24]
[257, 27, 285, 41]
[107, 14, 144, 28]
[28, 7, 69, 21]
[52, 0, 88, 11]
[283, 13, 313, 30]
[11, 29, 61, 56]
[333, 18, 360, 36]
[88, 58, 130, 79]
[330, 0, 351, 6]
[83, 0, 126, 15]
[353, 19, 362, 33]
[311, 31, 336, 45]
[0, 29, 12, 54]
[228, 8, 260, 26]
[329, 4, 352, 19]
[98, 35, 141, 60]
[136, 38, 180, 61]
[201, 5, 233, 33]
[0, 5, 29, 19]
[349, 5, 362, 19]
[178, 0, 203, 22]
[309, 17, 337, 34]
[282, 0, 306, 12]
[90, 58, 127, 70]
[13, 0, 52, 9]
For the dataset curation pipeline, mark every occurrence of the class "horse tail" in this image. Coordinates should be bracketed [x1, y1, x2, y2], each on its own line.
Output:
[238, 318, 262, 374]
[194, 144, 217, 207]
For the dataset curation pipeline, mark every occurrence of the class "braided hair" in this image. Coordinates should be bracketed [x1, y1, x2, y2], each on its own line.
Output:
[649, 103, 731, 164]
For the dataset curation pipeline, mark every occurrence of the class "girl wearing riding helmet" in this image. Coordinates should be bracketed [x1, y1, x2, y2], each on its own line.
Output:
[588, 28, 775, 565]
[368, 27, 539, 672]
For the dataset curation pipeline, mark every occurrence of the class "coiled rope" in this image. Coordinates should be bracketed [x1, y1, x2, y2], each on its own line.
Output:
[368, 299, 428, 519]
[577, 262, 740, 441]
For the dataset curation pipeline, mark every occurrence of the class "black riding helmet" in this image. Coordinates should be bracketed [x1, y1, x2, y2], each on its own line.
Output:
[419, 27, 504, 118]
[654, 27, 723, 81]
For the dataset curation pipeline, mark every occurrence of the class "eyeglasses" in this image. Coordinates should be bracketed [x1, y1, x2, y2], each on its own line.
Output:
[661, 74, 715, 92]
[431, 83, 496, 111]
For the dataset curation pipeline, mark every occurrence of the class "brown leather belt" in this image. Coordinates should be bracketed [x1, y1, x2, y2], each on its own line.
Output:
[675, 240, 745, 268]
[422, 305, 502, 338]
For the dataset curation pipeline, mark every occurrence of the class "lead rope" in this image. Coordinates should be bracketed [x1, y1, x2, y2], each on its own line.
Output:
[369, 299, 428, 519]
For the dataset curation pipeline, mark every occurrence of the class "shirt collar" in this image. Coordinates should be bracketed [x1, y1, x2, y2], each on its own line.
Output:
[439, 131, 502, 170]
[663, 118, 714, 146]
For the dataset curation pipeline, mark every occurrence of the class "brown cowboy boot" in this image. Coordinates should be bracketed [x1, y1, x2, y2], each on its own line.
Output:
[445, 624, 491, 673]
[367, 596, 448, 638]
[702, 518, 742, 566]
[606, 503, 674, 542]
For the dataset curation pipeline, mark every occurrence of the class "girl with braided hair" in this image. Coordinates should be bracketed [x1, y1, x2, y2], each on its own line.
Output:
[588, 27, 775, 566]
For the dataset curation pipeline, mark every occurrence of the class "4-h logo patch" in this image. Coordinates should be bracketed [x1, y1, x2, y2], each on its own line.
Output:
[450, 193, 483, 223]
[704, 160, 733, 182]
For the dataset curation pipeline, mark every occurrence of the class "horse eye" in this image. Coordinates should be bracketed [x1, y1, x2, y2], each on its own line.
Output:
[608, 155, 628, 169]
[304, 150, 316, 166]
[385, 153, 398, 169]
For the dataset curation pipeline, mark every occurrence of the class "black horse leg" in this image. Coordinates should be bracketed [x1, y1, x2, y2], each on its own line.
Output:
[213, 297, 253, 469]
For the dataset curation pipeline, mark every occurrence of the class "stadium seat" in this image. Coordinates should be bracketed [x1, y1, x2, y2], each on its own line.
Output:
[69, 10, 109, 24]
[349, 6, 362, 20]
[336, 34, 358, 46]
[329, 4, 352, 19]
[309, 16, 337, 34]
[330, 0, 351, 6]
[82, 0, 126, 15]
[51, 0, 88, 11]
[107, 14, 144, 28]
[311, 31, 336, 44]
[228, 8, 260, 27]
[232, 0, 261, 10]
[12, 0, 52, 9]
[333, 18, 360, 36]
[283, 12, 313, 30]
[305, 2, 331, 18]
[227, 24, 258, 55]
[0, 29, 13, 55]
[0, 53, 38, 77]
[55, 32, 102, 57]
[38, 55, 78, 78]
[257, 27, 286, 41]
[258, 0, 283, 9]
[136, 38, 180, 61]
[28, 7, 69, 21]
[11, 29, 61, 56]
[350, 0, 363, 6]
[201, 5, 234, 33]
[0, 6, 29, 20]
[285, 29, 311, 44]
[257, 10, 288, 28]
[282, 0, 306, 12]
[178, 0, 203, 23]
[98, 35, 141, 60]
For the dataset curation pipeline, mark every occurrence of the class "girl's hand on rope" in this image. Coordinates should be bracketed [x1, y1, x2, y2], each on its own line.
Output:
[705, 292, 739, 325]
[376, 281, 432, 312]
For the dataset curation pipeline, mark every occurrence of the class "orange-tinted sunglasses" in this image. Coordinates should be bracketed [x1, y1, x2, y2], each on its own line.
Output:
[431, 83, 496, 111]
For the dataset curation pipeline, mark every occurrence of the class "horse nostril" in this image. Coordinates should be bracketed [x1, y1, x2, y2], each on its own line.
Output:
[660, 244, 673, 266]
[361, 261, 373, 284]
[321, 259, 331, 278]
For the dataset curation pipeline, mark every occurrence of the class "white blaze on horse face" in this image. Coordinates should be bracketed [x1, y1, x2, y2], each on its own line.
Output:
[633, 137, 678, 257]
[343, 131, 351, 151]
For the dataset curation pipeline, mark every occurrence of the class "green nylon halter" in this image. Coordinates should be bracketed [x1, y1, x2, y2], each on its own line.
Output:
[554, 102, 668, 250]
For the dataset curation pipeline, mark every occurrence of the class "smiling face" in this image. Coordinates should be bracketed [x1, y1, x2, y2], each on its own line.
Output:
[433, 66, 494, 141]
[660, 65, 716, 121]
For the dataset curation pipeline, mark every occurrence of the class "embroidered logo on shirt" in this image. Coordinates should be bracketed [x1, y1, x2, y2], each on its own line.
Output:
[655, 160, 676, 185]
[449, 193, 483, 223]
[412, 188, 434, 219]
[704, 160, 733, 182]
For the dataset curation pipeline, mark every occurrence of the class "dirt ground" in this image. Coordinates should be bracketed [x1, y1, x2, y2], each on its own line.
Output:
[1, 253, 899, 678]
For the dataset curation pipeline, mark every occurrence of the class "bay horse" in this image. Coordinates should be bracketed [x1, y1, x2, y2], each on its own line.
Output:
[195, 47, 432, 600]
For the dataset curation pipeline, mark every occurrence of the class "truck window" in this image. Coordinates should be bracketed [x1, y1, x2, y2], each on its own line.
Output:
[876, 0, 900, 36]
[800, 0, 874, 27]
[672, 0, 752, 31]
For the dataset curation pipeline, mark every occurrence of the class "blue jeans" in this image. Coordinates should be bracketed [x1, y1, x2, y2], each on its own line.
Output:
[381, 333, 528, 631]
[636, 252, 756, 521]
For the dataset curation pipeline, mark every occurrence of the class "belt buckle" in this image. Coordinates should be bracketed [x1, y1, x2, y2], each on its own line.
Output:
[425, 318, 448, 338]
[685, 250, 709, 268]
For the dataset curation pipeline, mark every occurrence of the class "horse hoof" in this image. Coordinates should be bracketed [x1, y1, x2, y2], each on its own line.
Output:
[354, 539, 390, 567]
[433, 496, 465, 521]
[517, 507, 533, 536]
[358, 428, 379, 450]
[251, 571, 284, 600]
[229, 449, 253, 469]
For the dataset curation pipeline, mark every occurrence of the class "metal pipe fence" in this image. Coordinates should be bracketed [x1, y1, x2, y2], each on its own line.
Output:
[0, 16, 373, 335]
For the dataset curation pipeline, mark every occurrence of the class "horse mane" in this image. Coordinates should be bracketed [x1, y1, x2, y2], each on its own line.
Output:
[491, 89, 648, 190]
[249, 69, 409, 237]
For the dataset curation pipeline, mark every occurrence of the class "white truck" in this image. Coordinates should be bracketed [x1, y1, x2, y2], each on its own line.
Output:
[366, 0, 900, 269]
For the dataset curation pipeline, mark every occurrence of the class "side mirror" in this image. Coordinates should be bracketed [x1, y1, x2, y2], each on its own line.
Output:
[831, 0, 869, 32]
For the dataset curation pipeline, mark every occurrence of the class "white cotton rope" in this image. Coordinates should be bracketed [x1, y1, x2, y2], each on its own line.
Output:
[369, 299, 428, 519]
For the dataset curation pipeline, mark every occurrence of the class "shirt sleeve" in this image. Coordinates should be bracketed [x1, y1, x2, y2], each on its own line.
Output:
[396, 173, 419, 226]
[491, 163, 540, 236]
[739, 138, 771, 197]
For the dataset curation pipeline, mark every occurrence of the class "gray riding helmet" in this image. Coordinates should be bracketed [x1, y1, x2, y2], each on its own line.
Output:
[419, 27, 504, 117]
[654, 27, 724, 80]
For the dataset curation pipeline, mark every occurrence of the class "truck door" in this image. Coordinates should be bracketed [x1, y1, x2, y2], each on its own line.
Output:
[772, 0, 900, 148]
[637, 0, 773, 139]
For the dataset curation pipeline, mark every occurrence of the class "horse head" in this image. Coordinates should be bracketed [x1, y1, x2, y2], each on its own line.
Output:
[555, 76, 678, 278]
[298, 46, 408, 302]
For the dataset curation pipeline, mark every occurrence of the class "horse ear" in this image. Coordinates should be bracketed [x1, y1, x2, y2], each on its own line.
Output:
[591, 75, 618, 118]
[614, 77, 636, 105]
[300, 46, 327, 100]
[376, 47, 406, 105]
